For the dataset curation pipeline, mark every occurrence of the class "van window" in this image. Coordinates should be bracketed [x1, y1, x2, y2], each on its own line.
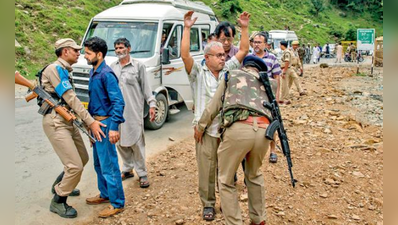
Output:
[190, 28, 200, 52]
[161, 23, 174, 49]
[167, 25, 182, 59]
[201, 28, 210, 50]
[85, 21, 158, 58]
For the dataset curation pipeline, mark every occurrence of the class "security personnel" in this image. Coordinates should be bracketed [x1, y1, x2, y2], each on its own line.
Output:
[41, 38, 106, 218]
[293, 40, 305, 76]
[279, 40, 305, 105]
[195, 56, 271, 225]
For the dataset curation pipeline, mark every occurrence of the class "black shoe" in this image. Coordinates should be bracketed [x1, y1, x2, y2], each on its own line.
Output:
[51, 172, 80, 196]
[50, 195, 77, 218]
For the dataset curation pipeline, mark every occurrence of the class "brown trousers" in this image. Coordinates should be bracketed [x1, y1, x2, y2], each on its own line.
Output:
[218, 121, 270, 225]
[196, 133, 219, 208]
[280, 68, 303, 101]
[42, 112, 88, 196]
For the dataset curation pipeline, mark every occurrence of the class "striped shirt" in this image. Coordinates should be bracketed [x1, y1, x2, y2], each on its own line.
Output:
[251, 51, 282, 78]
[187, 56, 241, 137]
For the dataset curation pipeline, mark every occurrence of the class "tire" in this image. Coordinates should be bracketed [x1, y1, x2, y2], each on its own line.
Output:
[144, 93, 168, 130]
[344, 56, 350, 62]
[358, 56, 364, 62]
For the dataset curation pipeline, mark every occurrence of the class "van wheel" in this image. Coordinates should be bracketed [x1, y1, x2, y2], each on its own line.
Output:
[144, 93, 168, 130]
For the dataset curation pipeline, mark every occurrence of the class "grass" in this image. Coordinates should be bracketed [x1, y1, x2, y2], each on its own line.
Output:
[15, 0, 382, 79]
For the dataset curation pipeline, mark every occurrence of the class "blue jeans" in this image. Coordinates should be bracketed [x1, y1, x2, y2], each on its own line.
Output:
[93, 118, 125, 208]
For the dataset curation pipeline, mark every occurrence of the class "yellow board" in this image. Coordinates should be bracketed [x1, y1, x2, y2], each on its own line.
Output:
[341, 41, 357, 53]
[82, 102, 88, 109]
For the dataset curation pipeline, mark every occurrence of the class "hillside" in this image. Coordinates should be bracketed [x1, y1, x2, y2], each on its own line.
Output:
[15, 0, 383, 78]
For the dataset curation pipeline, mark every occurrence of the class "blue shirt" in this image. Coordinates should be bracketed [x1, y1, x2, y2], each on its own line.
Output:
[88, 60, 125, 131]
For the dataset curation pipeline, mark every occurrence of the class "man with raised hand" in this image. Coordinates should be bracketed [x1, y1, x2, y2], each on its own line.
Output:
[181, 10, 250, 221]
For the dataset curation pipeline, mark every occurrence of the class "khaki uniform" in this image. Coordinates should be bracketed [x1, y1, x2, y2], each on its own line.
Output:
[280, 49, 303, 102]
[198, 68, 272, 225]
[42, 58, 95, 196]
[350, 45, 357, 62]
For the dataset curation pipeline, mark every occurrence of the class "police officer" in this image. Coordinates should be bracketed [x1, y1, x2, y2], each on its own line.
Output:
[279, 40, 305, 105]
[195, 55, 271, 225]
[293, 41, 305, 76]
[41, 38, 106, 218]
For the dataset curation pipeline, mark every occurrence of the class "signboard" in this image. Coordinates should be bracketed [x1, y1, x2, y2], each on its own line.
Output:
[357, 29, 375, 51]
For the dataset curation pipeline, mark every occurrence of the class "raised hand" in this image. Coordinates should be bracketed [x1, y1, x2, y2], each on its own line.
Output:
[237, 11, 251, 28]
[184, 10, 198, 28]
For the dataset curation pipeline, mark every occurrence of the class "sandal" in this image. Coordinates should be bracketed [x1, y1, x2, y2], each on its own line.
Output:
[269, 153, 278, 163]
[203, 207, 215, 221]
[121, 171, 134, 181]
[139, 176, 150, 188]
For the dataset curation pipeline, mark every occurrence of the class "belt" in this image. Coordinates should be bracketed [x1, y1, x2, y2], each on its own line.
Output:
[93, 115, 110, 121]
[238, 116, 270, 129]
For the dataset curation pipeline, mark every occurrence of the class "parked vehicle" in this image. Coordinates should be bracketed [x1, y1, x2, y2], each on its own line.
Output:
[268, 30, 298, 59]
[344, 51, 364, 62]
[72, 0, 218, 129]
[321, 44, 335, 58]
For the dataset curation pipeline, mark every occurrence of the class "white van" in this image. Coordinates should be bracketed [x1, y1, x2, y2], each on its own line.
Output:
[72, 0, 218, 129]
[268, 30, 298, 59]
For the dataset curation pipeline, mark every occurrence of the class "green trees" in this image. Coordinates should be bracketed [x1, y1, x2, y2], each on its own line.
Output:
[309, 0, 325, 17]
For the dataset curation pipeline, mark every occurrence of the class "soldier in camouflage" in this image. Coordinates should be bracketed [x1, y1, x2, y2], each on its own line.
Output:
[195, 55, 271, 225]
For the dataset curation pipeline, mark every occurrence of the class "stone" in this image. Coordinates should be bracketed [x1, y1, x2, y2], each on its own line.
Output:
[175, 219, 185, 225]
[327, 214, 338, 219]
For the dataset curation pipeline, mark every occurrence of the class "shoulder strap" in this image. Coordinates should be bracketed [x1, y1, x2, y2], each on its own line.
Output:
[220, 71, 229, 127]
[36, 64, 50, 87]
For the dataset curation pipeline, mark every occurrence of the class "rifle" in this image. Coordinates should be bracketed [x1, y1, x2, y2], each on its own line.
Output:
[259, 72, 297, 187]
[15, 71, 96, 143]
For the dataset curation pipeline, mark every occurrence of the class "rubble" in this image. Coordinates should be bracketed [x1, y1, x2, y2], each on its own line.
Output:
[85, 66, 383, 225]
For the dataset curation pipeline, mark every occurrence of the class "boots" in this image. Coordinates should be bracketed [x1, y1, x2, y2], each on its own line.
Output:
[51, 172, 80, 196]
[50, 194, 78, 218]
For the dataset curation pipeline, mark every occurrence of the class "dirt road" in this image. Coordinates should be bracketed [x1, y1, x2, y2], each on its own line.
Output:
[14, 98, 194, 225]
[84, 61, 383, 225]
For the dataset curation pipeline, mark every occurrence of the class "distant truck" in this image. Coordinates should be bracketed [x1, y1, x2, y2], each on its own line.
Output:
[72, 0, 218, 129]
[268, 30, 298, 59]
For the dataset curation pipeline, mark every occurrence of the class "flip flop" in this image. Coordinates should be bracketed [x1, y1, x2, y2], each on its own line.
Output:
[139, 176, 150, 188]
[121, 171, 134, 181]
[269, 153, 278, 163]
[203, 207, 215, 221]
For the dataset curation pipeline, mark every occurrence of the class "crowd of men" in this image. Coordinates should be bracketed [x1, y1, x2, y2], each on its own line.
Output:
[20, 8, 316, 225]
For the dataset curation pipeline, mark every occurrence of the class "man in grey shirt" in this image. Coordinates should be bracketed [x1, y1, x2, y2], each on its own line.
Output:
[110, 38, 156, 188]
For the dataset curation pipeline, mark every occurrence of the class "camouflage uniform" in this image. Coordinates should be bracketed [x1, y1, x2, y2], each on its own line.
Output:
[197, 68, 271, 225]
[279, 49, 303, 102]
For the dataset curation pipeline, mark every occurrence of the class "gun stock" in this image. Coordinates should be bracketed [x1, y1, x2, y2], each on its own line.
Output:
[15, 71, 35, 89]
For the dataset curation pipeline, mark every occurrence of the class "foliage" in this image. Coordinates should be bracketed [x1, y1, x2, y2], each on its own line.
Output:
[309, 0, 325, 16]
[220, 0, 242, 18]
[345, 26, 357, 40]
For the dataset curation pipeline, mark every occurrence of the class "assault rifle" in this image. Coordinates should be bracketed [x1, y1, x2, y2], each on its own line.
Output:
[15, 71, 96, 143]
[259, 72, 297, 187]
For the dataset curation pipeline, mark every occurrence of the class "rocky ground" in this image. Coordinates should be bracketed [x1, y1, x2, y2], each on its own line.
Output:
[83, 65, 383, 225]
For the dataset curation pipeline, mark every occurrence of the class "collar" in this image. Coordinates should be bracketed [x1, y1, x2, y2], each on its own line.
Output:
[242, 67, 260, 79]
[57, 58, 72, 72]
[116, 57, 135, 68]
[252, 51, 269, 59]
[91, 60, 107, 76]
[227, 45, 238, 58]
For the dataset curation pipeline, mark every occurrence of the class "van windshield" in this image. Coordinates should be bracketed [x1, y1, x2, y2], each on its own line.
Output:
[272, 39, 283, 49]
[84, 21, 158, 58]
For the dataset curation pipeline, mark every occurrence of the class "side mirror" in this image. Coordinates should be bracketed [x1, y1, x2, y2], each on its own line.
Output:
[161, 48, 170, 65]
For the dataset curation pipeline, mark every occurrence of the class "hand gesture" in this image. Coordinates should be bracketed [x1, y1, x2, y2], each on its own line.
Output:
[194, 126, 204, 144]
[109, 130, 120, 144]
[89, 120, 107, 142]
[184, 10, 198, 28]
[149, 107, 156, 122]
[237, 11, 250, 28]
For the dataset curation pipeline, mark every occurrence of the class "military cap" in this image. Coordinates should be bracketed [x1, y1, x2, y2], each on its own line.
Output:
[243, 55, 268, 72]
[292, 40, 299, 45]
[55, 38, 82, 50]
[280, 40, 288, 47]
